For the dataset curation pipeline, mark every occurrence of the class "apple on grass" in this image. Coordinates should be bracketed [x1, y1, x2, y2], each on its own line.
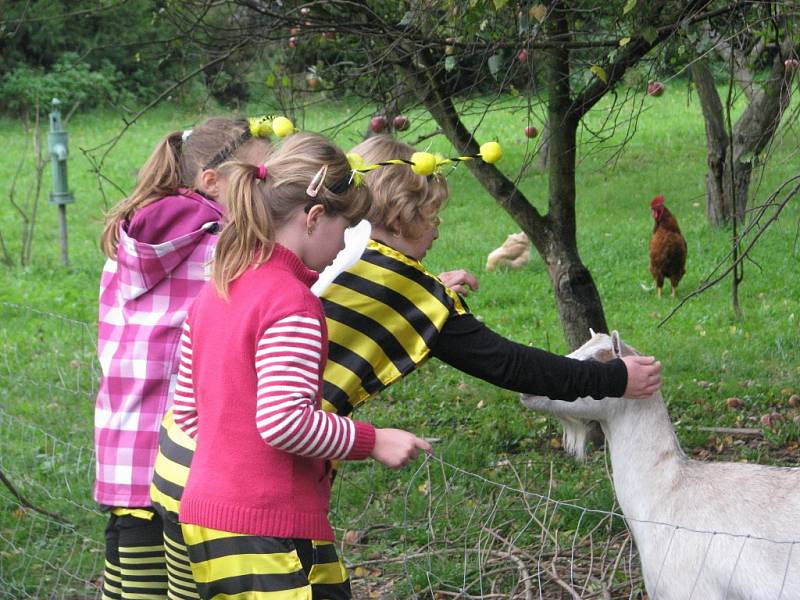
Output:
[647, 81, 665, 97]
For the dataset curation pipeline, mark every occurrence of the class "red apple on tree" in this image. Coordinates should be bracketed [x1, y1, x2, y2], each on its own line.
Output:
[370, 115, 387, 133]
[524, 125, 538, 138]
[516, 49, 528, 62]
[288, 36, 298, 49]
[290, 26, 301, 36]
[322, 31, 335, 41]
[306, 74, 319, 90]
[647, 80, 665, 97]
[785, 58, 799, 73]
[393, 115, 410, 131]
[300, 7, 311, 16]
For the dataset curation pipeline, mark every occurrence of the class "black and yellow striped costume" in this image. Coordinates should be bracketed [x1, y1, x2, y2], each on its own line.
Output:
[320, 240, 467, 417]
[101, 507, 168, 600]
[150, 240, 467, 598]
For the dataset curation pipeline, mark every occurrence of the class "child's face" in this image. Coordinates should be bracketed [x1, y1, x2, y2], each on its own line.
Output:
[306, 212, 351, 272]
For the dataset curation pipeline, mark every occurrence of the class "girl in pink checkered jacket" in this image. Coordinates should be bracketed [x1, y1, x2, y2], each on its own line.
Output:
[94, 117, 271, 600]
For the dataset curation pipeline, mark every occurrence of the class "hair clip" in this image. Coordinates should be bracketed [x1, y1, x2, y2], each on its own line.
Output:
[306, 164, 329, 197]
[256, 164, 268, 180]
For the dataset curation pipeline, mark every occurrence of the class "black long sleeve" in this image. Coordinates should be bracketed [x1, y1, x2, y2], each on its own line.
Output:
[429, 314, 627, 401]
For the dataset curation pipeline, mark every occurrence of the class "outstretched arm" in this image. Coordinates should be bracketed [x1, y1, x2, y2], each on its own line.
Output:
[430, 314, 628, 401]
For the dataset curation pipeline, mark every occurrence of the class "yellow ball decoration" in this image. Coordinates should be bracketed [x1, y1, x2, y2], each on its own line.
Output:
[479, 141, 502, 164]
[248, 116, 273, 138]
[271, 116, 295, 138]
[346, 152, 367, 186]
[346, 152, 366, 171]
[410, 151, 438, 176]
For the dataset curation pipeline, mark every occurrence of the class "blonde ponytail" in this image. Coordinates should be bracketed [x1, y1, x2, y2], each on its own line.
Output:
[100, 117, 268, 259]
[100, 131, 183, 257]
[212, 163, 274, 297]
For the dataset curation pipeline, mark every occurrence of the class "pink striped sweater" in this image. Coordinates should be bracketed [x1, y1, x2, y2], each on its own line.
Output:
[176, 244, 376, 540]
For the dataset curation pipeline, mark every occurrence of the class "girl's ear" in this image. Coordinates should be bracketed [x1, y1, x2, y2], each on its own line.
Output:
[386, 217, 403, 238]
[197, 169, 220, 198]
[305, 203, 325, 234]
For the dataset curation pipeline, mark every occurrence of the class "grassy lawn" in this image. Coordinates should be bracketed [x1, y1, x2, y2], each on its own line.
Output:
[0, 87, 798, 597]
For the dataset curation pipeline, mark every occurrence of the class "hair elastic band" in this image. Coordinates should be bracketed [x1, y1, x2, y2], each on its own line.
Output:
[256, 164, 268, 180]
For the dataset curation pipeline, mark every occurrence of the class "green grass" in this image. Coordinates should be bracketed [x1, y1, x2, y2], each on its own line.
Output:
[1, 87, 799, 597]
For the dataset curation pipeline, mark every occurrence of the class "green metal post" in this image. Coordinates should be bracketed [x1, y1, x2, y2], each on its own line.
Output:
[47, 98, 75, 266]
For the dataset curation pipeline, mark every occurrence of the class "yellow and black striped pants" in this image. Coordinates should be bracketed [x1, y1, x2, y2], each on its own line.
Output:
[151, 410, 351, 599]
[182, 523, 351, 599]
[101, 507, 168, 600]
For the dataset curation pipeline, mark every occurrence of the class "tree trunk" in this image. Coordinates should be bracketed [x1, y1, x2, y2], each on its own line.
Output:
[543, 12, 608, 348]
[691, 59, 730, 226]
[693, 39, 795, 226]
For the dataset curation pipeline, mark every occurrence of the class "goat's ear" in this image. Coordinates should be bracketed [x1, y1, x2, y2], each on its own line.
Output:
[611, 330, 622, 358]
[588, 327, 596, 338]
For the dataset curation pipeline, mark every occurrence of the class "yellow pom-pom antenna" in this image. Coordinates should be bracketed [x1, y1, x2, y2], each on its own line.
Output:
[346, 140, 502, 180]
[410, 151, 438, 176]
[271, 116, 295, 138]
[248, 116, 274, 138]
[346, 152, 367, 186]
[479, 141, 502, 164]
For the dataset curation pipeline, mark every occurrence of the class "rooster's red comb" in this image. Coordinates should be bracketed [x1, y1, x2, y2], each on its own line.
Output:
[650, 195, 665, 208]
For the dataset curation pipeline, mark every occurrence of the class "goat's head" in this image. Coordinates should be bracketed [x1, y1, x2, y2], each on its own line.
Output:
[520, 330, 638, 461]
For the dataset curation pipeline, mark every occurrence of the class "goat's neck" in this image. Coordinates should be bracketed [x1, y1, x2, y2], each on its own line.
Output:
[601, 393, 685, 518]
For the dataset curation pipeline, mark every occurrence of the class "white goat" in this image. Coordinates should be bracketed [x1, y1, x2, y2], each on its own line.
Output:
[521, 331, 800, 600]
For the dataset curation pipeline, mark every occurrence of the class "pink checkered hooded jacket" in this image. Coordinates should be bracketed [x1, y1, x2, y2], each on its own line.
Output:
[94, 189, 223, 507]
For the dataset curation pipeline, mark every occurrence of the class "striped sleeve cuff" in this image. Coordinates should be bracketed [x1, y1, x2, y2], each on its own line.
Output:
[345, 420, 376, 460]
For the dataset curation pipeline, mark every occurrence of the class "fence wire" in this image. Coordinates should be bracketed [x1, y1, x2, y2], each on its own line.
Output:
[2, 301, 798, 599]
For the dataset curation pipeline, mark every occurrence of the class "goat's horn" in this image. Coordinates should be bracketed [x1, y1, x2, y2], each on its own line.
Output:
[611, 330, 621, 357]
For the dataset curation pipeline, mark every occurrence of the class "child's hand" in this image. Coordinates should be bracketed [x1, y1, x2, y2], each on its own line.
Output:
[438, 269, 480, 296]
[621, 355, 662, 399]
[371, 428, 433, 469]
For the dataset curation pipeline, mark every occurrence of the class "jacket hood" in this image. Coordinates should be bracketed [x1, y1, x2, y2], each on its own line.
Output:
[114, 220, 219, 301]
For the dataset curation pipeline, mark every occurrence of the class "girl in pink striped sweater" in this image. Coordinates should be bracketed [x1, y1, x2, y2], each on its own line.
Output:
[172, 132, 431, 600]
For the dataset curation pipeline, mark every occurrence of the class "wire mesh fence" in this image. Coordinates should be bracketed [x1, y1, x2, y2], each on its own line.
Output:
[2, 300, 799, 599]
[1, 301, 104, 599]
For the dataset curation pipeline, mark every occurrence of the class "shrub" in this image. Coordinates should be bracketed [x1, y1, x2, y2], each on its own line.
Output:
[0, 53, 124, 116]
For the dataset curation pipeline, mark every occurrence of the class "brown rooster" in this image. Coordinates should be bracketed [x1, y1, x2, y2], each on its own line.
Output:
[649, 195, 687, 298]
